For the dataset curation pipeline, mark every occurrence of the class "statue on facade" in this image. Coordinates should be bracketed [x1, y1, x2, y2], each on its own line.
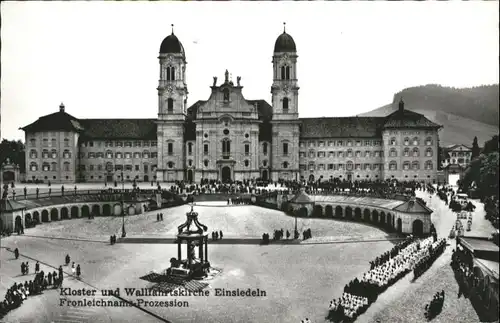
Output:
[213, 76, 217, 86]
[225, 69, 229, 83]
[237, 76, 241, 86]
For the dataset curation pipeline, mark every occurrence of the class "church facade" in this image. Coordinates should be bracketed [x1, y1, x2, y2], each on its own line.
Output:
[21, 27, 442, 184]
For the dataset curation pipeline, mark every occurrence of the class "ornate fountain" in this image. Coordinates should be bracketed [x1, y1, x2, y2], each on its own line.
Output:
[167, 204, 210, 280]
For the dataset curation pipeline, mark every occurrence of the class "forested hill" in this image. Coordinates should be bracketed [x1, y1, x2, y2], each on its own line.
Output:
[361, 84, 499, 147]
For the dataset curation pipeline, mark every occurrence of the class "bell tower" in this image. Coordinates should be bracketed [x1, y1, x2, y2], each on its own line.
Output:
[270, 23, 301, 182]
[156, 25, 188, 182]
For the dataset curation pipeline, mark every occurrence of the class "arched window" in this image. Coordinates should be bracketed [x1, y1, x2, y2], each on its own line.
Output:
[167, 161, 174, 168]
[346, 161, 354, 171]
[63, 162, 70, 171]
[390, 137, 397, 145]
[106, 150, 113, 158]
[222, 139, 230, 157]
[347, 149, 353, 158]
[425, 161, 433, 170]
[389, 161, 397, 171]
[282, 97, 289, 113]
[355, 151, 361, 158]
[263, 142, 268, 155]
[188, 160, 193, 167]
[166, 66, 175, 81]
[187, 142, 193, 155]
[106, 162, 113, 171]
[64, 138, 70, 147]
[167, 142, 173, 155]
[167, 98, 174, 113]
[283, 161, 289, 169]
[404, 137, 410, 146]
[63, 150, 71, 158]
[390, 148, 397, 157]
[286, 66, 291, 79]
[244, 160, 249, 167]
[309, 150, 315, 158]
[30, 162, 38, 171]
[42, 162, 50, 171]
[204, 160, 209, 167]
[30, 150, 38, 159]
[51, 149, 57, 158]
[413, 137, 419, 145]
[223, 88, 230, 101]
[425, 137, 433, 146]
[42, 150, 49, 159]
[412, 148, 420, 157]
[115, 152, 122, 159]
[143, 151, 150, 159]
[281, 66, 285, 80]
[365, 151, 370, 158]
[51, 138, 56, 147]
[30, 138, 36, 147]
[403, 161, 410, 170]
[262, 160, 268, 167]
[403, 148, 410, 157]
[412, 161, 420, 170]
[425, 148, 433, 157]
[282, 142, 289, 156]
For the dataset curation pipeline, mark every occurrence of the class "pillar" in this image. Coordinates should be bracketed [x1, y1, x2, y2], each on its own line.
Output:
[199, 239, 203, 263]
[177, 240, 181, 260]
[204, 237, 208, 263]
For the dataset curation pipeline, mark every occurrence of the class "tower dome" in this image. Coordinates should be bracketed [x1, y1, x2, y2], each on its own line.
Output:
[159, 25, 185, 56]
[274, 23, 296, 53]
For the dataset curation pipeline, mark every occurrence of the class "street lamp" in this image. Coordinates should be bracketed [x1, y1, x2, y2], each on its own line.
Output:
[121, 171, 126, 238]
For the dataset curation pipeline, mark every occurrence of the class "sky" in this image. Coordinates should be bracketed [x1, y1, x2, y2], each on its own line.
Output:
[1, 1, 498, 142]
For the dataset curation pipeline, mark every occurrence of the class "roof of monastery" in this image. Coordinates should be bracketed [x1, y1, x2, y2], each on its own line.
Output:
[299, 117, 386, 139]
[21, 99, 440, 140]
[78, 119, 157, 140]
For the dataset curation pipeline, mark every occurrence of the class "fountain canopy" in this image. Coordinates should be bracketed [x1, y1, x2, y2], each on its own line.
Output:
[177, 204, 208, 239]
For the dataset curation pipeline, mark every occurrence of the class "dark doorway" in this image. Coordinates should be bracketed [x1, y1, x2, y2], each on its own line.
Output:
[397, 218, 402, 233]
[262, 169, 268, 181]
[15, 216, 22, 231]
[106, 175, 113, 183]
[144, 175, 149, 182]
[3, 171, 15, 182]
[308, 174, 315, 182]
[347, 173, 352, 182]
[187, 170, 193, 183]
[412, 219, 424, 236]
[221, 166, 231, 183]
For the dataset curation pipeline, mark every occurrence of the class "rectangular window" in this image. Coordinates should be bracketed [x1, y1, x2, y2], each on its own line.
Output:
[337, 140, 343, 146]
[135, 165, 140, 171]
[328, 164, 334, 170]
[116, 142, 123, 147]
[151, 141, 157, 147]
[245, 144, 250, 155]
[204, 144, 209, 155]
[168, 143, 173, 155]
[299, 152, 306, 158]
[143, 141, 150, 147]
[125, 142, 132, 147]
[144, 165, 149, 173]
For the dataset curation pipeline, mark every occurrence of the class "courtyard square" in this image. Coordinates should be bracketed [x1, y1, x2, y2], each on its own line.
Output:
[1, 200, 484, 323]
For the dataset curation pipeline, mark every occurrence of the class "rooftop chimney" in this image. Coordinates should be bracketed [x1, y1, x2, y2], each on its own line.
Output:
[59, 103, 65, 112]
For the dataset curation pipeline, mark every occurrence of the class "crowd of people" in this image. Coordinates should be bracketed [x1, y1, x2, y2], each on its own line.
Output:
[424, 290, 445, 320]
[0, 250, 75, 319]
[369, 235, 415, 270]
[327, 236, 440, 322]
[413, 238, 447, 279]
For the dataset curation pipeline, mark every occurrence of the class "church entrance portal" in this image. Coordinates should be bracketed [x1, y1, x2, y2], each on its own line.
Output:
[221, 166, 231, 183]
[262, 169, 269, 181]
[187, 170, 193, 183]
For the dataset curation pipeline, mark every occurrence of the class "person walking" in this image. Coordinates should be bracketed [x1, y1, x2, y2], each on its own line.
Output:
[71, 262, 76, 276]
[76, 264, 81, 279]
[65, 254, 70, 265]
[14, 248, 19, 260]
[35, 261, 40, 274]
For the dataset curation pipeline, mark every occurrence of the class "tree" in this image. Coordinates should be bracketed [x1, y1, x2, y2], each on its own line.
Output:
[0, 140, 26, 173]
[482, 135, 499, 155]
[471, 136, 481, 160]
